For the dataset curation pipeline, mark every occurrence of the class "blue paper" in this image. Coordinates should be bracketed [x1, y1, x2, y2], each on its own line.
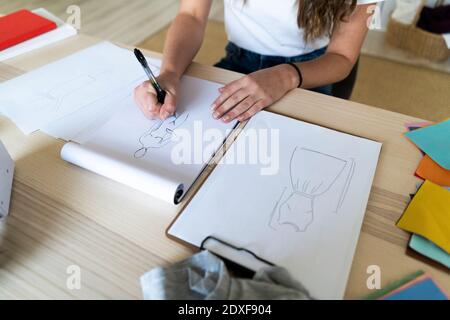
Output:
[384, 278, 448, 300]
[405, 119, 450, 170]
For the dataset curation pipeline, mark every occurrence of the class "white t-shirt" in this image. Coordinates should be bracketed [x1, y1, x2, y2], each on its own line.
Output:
[224, 0, 384, 56]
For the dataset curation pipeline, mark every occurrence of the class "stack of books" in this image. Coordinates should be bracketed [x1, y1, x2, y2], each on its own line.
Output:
[0, 8, 77, 61]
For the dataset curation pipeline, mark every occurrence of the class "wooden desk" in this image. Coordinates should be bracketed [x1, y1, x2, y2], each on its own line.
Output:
[0, 35, 448, 299]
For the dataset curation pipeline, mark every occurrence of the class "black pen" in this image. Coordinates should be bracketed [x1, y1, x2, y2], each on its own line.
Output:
[134, 48, 166, 104]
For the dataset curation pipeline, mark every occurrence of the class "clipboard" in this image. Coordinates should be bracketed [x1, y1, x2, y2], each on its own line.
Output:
[164, 110, 382, 299]
[165, 118, 275, 274]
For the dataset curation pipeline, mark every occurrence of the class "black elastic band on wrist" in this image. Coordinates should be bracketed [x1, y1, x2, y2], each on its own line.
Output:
[286, 62, 303, 88]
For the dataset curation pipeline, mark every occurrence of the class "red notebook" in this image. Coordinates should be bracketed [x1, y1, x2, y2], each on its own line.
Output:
[0, 9, 57, 51]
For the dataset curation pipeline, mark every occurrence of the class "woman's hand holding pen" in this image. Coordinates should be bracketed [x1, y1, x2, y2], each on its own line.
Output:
[134, 72, 179, 120]
[135, 64, 299, 122]
[211, 64, 299, 123]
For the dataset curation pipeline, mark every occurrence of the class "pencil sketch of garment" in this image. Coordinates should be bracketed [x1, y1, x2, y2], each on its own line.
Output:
[269, 147, 355, 232]
[33, 69, 112, 114]
[134, 112, 190, 158]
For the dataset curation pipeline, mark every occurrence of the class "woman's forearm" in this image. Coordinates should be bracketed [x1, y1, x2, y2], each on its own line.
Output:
[161, 13, 208, 80]
[295, 53, 355, 89]
[295, 3, 370, 90]
[134, 1, 211, 120]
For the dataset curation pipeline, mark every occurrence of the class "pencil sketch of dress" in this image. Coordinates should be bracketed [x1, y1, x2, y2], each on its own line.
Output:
[32, 69, 113, 114]
[134, 112, 189, 158]
[269, 147, 355, 232]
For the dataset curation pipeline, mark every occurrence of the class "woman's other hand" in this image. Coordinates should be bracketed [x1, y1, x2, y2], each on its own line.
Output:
[211, 64, 299, 123]
[134, 72, 180, 120]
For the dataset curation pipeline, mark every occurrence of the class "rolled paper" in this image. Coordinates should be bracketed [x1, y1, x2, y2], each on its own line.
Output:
[61, 142, 184, 204]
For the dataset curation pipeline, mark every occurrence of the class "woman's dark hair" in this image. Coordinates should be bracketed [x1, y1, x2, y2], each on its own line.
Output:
[298, 0, 358, 41]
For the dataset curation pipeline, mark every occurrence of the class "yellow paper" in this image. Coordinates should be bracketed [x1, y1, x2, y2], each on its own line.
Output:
[397, 180, 450, 253]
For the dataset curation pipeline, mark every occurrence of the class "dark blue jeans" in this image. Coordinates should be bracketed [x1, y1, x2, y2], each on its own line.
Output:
[215, 42, 332, 95]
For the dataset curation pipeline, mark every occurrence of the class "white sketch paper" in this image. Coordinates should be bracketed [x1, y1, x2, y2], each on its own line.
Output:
[0, 42, 151, 134]
[168, 111, 381, 299]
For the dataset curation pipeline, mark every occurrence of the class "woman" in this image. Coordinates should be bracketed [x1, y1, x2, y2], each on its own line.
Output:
[134, 0, 383, 123]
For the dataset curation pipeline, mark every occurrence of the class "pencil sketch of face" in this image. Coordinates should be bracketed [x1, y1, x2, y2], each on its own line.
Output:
[134, 112, 189, 158]
[270, 147, 354, 232]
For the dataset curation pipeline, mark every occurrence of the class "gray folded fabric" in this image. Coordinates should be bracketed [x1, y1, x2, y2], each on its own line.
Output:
[140, 250, 313, 300]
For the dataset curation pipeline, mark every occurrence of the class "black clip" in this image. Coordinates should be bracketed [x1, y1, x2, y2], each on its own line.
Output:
[200, 236, 275, 267]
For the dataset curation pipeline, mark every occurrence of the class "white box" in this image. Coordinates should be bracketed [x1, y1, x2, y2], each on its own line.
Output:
[0, 141, 14, 219]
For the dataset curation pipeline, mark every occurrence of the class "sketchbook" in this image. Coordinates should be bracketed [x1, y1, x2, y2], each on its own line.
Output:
[61, 74, 238, 204]
[168, 111, 382, 299]
[0, 40, 237, 204]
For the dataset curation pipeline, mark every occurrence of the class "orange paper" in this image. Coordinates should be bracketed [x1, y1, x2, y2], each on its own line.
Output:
[416, 155, 450, 187]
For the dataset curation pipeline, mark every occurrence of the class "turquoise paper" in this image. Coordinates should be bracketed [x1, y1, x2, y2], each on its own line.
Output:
[410, 234, 450, 269]
[405, 119, 450, 170]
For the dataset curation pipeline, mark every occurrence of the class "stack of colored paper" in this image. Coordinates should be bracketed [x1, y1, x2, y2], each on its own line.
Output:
[397, 181, 450, 268]
[400, 119, 450, 268]
[405, 119, 450, 187]
[404, 121, 431, 132]
[416, 155, 450, 187]
[380, 274, 449, 300]
[364, 271, 449, 300]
